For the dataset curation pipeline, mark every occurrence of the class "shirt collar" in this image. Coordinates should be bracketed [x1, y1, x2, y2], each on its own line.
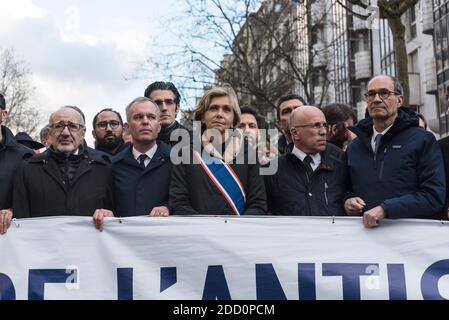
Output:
[373, 123, 393, 136]
[132, 143, 158, 161]
[292, 146, 321, 164]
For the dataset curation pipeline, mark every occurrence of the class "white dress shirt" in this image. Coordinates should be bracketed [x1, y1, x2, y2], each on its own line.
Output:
[371, 124, 393, 152]
[132, 144, 158, 167]
[291, 146, 321, 171]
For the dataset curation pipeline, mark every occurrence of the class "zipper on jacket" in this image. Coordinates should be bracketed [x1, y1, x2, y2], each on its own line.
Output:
[378, 148, 387, 180]
[324, 181, 329, 206]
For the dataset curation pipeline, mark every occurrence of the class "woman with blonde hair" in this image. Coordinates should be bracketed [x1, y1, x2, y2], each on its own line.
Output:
[169, 86, 267, 215]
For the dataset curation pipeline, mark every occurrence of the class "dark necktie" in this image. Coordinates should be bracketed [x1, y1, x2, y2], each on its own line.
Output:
[374, 134, 383, 155]
[303, 155, 314, 181]
[138, 154, 148, 168]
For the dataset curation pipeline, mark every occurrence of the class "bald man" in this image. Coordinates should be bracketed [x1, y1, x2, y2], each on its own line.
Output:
[265, 106, 348, 216]
[11, 107, 114, 231]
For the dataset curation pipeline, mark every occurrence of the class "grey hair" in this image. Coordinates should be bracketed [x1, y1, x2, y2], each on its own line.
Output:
[49, 106, 86, 126]
[125, 97, 159, 121]
[39, 125, 50, 141]
[368, 75, 403, 95]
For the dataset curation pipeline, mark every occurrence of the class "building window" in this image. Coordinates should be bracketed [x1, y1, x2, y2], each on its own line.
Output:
[408, 4, 417, 40]
[433, 0, 449, 135]
[379, 19, 396, 76]
[408, 50, 419, 73]
[332, 0, 350, 104]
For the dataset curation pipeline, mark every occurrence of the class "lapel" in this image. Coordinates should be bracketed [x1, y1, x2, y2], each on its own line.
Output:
[42, 157, 68, 194]
[71, 156, 92, 185]
[144, 146, 167, 172]
[122, 148, 142, 169]
[121, 143, 168, 173]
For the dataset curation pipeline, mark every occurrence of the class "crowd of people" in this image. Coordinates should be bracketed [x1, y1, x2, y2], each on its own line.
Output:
[0, 74, 447, 234]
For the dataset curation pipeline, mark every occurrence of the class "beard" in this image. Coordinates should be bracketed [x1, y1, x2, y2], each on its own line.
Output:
[328, 130, 347, 149]
[95, 135, 124, 154]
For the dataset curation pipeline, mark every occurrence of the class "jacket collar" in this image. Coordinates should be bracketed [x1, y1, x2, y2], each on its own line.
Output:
[112, 140, 171, 164]
[1, 125, 19, 148]
[29, 144, 109, 166]
[286, 143, 335, 172]
[349, 107, 419, 149]
[201, 129, 243, 163]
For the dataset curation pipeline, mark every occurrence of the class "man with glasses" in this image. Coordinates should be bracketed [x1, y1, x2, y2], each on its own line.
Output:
[92, 108, 127, 156]
[345, 75, 445, 227]
[0, 93, 33, 235]
[322, 103, 357, 150]
[144, 81, 189, 147]
[276, 94, 305, 154]
[265, 106, 348, 216]
[11, 107, 114, 231]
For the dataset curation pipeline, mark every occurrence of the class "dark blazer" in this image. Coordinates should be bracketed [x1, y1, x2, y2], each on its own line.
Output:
[112, 142, 172, 216]
[169, 142, 267, 215]
[13, 148, 114, 217]
[0, 126, 33, 209]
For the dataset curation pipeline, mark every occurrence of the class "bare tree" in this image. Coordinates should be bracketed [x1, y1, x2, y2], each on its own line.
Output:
[0, 48, 42, 137]
[144, 0, 336, 124]
[343, 0, 419, 105]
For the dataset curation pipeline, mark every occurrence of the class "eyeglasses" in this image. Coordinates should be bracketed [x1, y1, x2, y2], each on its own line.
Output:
[50, 121, 85, 134]
[96, 120, 121, 129]
[153, 99, 176, 107]
[292, 122, 329, 131]
[364, 89, 401, 100]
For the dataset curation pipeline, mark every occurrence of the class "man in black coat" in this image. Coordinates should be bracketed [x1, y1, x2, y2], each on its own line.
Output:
[144, 81, 190, 147]
[0, 93, 34, 234]
[275, 94, 305, 154]
[111, 97, 172, 218]
[265, 106, 348, 216]
[92, 108, 128, 156]
[11, 106, 114, 231]
[322, 103, 357, 150]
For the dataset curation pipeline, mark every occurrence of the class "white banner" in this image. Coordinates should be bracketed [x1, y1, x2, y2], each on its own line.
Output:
[1, 216, 449, 300]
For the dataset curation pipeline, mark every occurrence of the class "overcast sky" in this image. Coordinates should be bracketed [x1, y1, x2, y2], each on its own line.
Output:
[0, 0, 181, 144]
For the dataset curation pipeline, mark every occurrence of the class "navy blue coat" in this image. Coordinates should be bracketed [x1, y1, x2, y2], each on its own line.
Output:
[0, 126, 33, 209]
[112, 142, 172, 216]
[346, 107, 445, 219]
[265, 143, 348, 216]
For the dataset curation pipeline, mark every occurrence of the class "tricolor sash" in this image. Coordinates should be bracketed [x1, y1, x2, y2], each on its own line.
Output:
[193, 149, 246, 215]
[34, 147, 48, 154]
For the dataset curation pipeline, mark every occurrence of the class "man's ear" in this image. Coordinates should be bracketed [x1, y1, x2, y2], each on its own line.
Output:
[289, 126, 297, 139]
[397, 95, 404, 106]
[92, 129, 97, 140]
[331, 124, 338, 136]
[1, 109, 8, 120]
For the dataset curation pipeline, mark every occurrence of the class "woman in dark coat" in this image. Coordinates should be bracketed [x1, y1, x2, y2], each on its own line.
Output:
[169, 86, 266, 216]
